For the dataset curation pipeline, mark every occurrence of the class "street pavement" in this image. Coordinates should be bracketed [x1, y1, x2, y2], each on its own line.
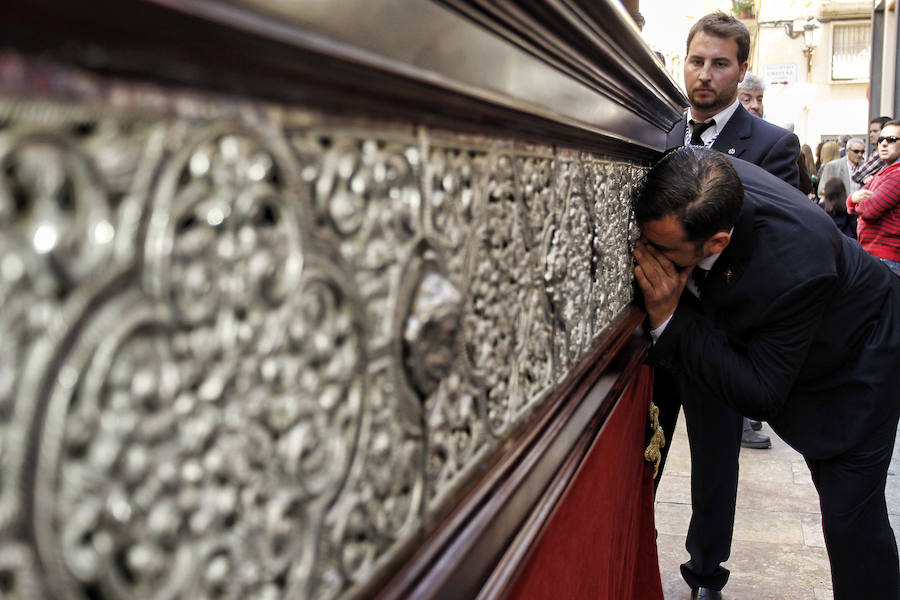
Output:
[655, 414, 900, 600]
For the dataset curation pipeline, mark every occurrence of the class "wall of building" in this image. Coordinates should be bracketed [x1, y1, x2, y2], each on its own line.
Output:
[876, 0, 898, 117]
[756, 20, 869, 144]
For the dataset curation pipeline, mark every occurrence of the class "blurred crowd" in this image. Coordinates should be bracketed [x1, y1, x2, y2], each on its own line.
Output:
[736, 74, 900, 275]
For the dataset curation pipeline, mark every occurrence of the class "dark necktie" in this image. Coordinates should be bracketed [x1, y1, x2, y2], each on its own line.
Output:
[690, 119, 716, 146]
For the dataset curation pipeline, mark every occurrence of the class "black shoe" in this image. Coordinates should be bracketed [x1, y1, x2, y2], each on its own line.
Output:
[741, 428, 771, 449]
[749, 419, 762, 431]
[691, 587, 723, 600]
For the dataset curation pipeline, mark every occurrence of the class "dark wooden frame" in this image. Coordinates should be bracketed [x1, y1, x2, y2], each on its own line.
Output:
[2, 0, 685, 159]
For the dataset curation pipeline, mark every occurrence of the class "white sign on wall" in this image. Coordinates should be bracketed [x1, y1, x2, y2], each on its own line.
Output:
[764, 64, 798, 86]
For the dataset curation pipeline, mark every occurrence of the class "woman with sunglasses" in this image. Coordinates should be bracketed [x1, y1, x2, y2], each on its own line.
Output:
[848, 121, 900, 275]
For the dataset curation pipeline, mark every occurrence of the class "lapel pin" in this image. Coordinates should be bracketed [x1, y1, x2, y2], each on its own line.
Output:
[725, 269, 733, 283]
[728, 148, 736, 155]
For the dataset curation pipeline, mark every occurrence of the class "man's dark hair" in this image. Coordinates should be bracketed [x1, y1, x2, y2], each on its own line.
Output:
[686, 11, 750, 65]
[634, 146, 744, 243]
[882, 119, 900, 129]
[871, 116, 893, 128]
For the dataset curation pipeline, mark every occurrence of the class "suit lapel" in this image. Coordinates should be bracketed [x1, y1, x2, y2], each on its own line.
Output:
[711, 104, 752, 160]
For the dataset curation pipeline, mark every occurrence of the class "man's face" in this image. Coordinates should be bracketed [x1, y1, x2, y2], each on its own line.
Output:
[738, 88, 764, 117]
[684, 31, 748, 120]
[639, 215, 710, 269]
[877, 125, 900, 165]
[846, 141, 865, 167]
[869, 121, 883, 145]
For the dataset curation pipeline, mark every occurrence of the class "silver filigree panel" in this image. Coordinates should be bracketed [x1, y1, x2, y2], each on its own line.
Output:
[0, 54, 643, 599]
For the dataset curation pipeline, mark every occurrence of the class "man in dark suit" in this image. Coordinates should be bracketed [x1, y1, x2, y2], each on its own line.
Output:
[668, 13, 799, 189]
[635, 146, 900, 600]
[653, 12, 801, 599]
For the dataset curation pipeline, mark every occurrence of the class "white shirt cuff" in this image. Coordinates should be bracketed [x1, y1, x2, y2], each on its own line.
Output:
[649, 314, 674, 343]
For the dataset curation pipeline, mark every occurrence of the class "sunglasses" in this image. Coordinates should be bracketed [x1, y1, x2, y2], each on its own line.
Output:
[849, 149, 865, 155]
[877, 136, 900, 144]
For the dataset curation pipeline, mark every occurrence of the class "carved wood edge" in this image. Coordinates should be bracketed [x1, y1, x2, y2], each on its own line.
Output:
[1, 0, 675, 160]
[434, 0, 686, 130]
[373, 305, 649, 600]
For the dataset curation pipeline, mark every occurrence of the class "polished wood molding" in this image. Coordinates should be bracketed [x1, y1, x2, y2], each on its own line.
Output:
[435, 0, 683, 130]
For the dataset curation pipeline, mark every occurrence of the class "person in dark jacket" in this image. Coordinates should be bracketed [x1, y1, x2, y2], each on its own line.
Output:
[658, 11, 799, 598]
[820, 177, 857, 239]
[633, 146, 900, 600]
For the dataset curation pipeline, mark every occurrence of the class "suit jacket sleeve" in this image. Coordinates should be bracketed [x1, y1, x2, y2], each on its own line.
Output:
[648, 274, 835, 420]
[819, 161, 841, 198]
[817, 162, 832, 198]
[759, 132, 801, 190]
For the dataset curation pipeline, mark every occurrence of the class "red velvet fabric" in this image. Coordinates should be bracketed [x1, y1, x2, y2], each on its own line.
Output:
[509, 366, 663, 599]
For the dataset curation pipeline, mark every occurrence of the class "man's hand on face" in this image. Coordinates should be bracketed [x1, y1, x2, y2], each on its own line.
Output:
[633, 239, 692, 329]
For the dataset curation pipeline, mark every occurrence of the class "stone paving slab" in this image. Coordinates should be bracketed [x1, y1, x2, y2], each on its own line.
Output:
[655, 415, 900, 600]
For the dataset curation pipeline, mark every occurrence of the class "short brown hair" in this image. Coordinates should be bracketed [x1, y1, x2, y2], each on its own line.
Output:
[686, 11, 751, 65]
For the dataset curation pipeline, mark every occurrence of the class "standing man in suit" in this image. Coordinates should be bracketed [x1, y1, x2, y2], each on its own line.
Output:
[666, 13, 799, 188]
[653, 11, 801, 599]
[818, 137, 865, 198]
[634, 146, 900, 600]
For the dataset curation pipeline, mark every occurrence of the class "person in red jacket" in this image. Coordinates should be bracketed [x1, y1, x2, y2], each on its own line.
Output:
[848, 120, 900, 275]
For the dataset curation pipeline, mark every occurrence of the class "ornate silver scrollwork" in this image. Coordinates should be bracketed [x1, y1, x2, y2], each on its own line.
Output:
[545, 155, 593, 370]
[0, 542, 43, 600]
[0, 53, 644, 599]
[0, 110, 160, 550]
[463, 151, 530, 437]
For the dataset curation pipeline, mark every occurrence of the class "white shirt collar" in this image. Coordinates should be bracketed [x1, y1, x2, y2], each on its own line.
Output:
[696, 227, 735, 271]
[689, 98, 741, 137]
[697, 253, 720, 271]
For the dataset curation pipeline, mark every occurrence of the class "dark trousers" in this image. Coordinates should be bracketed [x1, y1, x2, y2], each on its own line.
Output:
[653, 368, 744, 591]
[804, 410, 900, 600]
[655, 364, 900, 598]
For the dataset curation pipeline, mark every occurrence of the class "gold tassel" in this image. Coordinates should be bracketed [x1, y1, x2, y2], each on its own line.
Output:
[644, 401, 667, 478]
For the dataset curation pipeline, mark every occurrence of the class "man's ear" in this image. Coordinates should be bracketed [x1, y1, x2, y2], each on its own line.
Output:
[738, 61, 749, 82]
[704, 231, 731, 255]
